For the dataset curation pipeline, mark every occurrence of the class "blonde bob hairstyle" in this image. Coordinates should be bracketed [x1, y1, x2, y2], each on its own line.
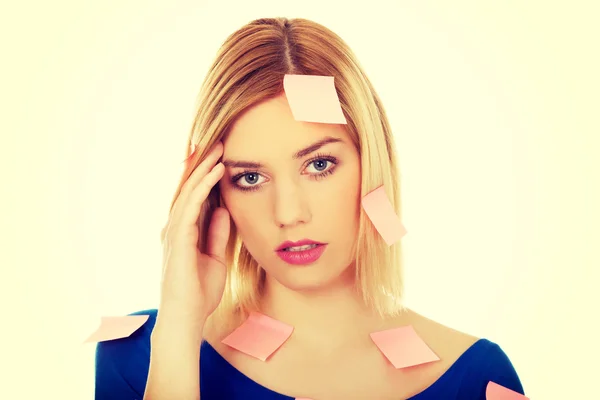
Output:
[168, 17, 405, 328]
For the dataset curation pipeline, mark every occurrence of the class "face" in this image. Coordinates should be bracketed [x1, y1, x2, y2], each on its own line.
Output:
[219, 93, 362, 291]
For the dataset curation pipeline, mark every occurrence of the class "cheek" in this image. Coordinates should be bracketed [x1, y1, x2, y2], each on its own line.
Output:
[224, 196, 266, 244]
[220, 187, 245, 228]
[333, 195, 361, 232]
[228, 205, 252, 235]
[316, 177, 361, 229]
[220, 183, 249, 218]
[338, 174, 362, 235]
[330, 166, 361, 214]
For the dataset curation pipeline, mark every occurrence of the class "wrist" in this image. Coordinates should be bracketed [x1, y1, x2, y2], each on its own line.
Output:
[152, 310, 205, 347]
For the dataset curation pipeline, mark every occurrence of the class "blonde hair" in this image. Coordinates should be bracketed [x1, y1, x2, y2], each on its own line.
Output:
[168, 17, 405, 328]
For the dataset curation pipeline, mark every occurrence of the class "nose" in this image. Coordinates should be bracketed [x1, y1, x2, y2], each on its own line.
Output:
[273, 180, 311, 228]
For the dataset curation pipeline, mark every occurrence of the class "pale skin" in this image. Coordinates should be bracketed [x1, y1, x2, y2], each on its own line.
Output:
[208, 94, 478, 399]
[146, 93, 478, 400]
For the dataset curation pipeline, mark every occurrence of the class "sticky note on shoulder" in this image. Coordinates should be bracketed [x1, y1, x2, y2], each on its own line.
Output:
[361, 185, 406, 246]
[283, 74, 347, 124]
[370, 325, 439, 368]
[84, 315, 150, 343]
[222, 312, 294, 361]
[486, 382, 529, 399]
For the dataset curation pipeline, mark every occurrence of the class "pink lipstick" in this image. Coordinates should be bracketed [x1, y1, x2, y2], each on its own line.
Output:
[275, 239, 327, 266]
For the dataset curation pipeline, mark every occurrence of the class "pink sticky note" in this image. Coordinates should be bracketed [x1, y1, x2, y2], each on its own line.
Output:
[283, 74, 347, 124]
[222, 312, 294, 361]
[84, 315, 149, 343]
[361, 185, 407, 246]
[486, 381, 529, 400]
[370, 325, 439, 368]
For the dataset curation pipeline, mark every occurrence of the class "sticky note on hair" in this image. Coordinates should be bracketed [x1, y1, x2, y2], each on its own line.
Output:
[283, 74, 347, 124]
[84, 315, 150, 343]
[486, 381, 529, 399]
[222, 312, 294, 361]
[370, 325, 439, 368]
[361, 185, 406, 246]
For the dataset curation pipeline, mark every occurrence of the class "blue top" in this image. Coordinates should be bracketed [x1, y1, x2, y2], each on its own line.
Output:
[95, 309, 525, 399]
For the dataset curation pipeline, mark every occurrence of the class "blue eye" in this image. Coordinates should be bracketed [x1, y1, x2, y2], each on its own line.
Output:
[234, 172, 266, 190]
[243, 173, 260, 185]
[311, 159, 329, 172]
[231, 153, 339, 192]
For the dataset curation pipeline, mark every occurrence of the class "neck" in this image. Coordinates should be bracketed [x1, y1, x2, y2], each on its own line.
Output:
[258, 270, 395, 351]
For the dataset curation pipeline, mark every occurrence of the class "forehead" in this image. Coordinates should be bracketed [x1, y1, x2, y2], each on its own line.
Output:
[224, 93, 349, 154]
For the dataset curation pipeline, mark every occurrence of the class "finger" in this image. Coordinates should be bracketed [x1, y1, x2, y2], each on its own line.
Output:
[179, 141, 223, 202]
[178, 162, 225, 229]
[206, 207, 230, 265]
[163, 162, 224, 245]
[172, 141, 223, 220]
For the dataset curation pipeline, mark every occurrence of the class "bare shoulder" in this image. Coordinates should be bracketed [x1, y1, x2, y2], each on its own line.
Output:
[399, 308, 480, 363]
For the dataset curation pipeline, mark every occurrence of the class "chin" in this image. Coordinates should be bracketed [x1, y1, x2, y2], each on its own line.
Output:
[273, 267, 352, 293]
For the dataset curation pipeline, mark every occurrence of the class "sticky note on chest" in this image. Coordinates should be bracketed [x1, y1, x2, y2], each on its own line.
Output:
[283, 74, 347, 124]
[370, 325, 440, 368]
[221, 312, 294, 361]
[84, 315, 150, 343]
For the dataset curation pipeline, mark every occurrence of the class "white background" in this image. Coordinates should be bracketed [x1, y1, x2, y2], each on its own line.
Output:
[2, 1, 599, 399]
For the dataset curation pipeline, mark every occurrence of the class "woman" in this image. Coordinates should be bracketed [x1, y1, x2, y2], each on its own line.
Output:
[95, 17, 525, 399]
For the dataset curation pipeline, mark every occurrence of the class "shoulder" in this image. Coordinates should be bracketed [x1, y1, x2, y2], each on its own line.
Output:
[456, 339, 525, 398]
[402, 310, 525, 398]
[94, 309, 158, 400]
[400, 309, 480, 366]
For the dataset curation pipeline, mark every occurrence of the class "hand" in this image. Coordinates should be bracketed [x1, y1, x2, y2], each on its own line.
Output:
[158, 141, 230, 327]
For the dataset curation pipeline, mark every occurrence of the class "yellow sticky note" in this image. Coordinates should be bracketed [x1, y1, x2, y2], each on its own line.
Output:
[283, 74, 347, 124]
[361, 185, 406, 246]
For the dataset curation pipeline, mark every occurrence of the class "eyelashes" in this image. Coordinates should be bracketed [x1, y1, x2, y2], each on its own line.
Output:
[229, 152, 339, 192]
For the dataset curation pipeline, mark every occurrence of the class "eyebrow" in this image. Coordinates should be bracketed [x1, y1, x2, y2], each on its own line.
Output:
[221, 136, 344, 169]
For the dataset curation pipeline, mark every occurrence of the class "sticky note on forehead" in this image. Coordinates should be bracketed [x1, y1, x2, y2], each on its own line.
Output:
[361, 185, 407, 246]
[283, 74, 347, 124]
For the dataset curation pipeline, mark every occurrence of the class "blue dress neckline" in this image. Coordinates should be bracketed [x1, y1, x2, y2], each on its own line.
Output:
[201, 337, 489, 399]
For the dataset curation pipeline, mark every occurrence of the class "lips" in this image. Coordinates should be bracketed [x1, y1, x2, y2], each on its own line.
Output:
[276, 238, 326, 251]
[275, 242, 328, 265]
